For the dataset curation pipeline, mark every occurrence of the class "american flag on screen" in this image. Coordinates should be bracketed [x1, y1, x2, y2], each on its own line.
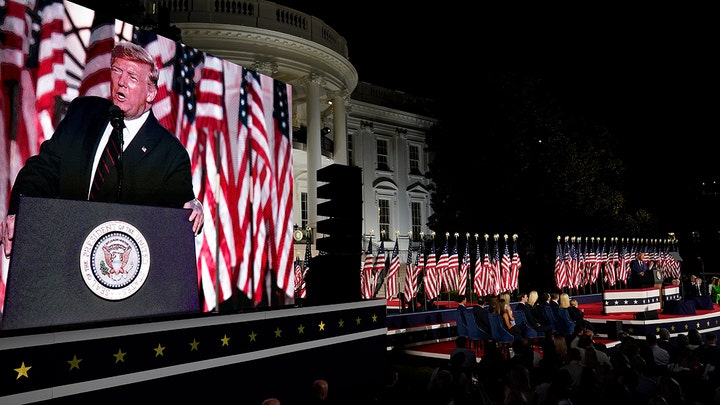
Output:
[386, 239, 400, 299]
[191, 54, 235, 310]
[0, 3, 295, 313]
[1, 0, 66, 310]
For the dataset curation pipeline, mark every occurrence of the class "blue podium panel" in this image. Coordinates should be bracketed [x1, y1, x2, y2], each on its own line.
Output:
[1, 196, 200, 331]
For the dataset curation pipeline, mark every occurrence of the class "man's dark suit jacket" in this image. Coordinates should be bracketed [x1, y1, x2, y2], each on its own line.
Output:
[629, 259, 647, 288]
[471, 304, 491, 332]
[9, 97, 195, 215]
[518, 302, 551, 333]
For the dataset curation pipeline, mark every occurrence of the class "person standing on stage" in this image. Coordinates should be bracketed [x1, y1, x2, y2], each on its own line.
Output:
[629, 252, 648, 288]
[1, 41, 204, 258]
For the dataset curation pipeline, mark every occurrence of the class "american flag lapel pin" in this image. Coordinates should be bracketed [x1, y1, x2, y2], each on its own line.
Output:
[141, 146, 147, 153]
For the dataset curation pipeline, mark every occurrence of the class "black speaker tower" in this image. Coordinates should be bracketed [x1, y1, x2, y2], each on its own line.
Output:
[305, 164, 362, 305]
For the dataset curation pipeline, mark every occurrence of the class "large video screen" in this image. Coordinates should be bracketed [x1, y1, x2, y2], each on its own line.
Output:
[0, 0, 294, 315]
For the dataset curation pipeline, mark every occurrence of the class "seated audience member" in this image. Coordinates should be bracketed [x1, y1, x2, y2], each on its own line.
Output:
[261, 399, 281, 405]
[494, 297, 522, 337]
[471, 295, 491, 331]
[568, 298, 593, 333]
[516, 291, 551, 336]
[532, 292, 552, 330]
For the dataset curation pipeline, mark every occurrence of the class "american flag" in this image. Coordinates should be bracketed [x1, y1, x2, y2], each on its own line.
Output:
[1, 4, 296, 313]
[620, 241, 632, 286]
[372, 240, 386, 297]
[35, 0, 66, 139]
[269, 79, 294, 300]
[458, 242, 469, 297]
[403, 245, 417, 299]
[602, 240, 616, 286]
[482, 237, 495, 295]
[294, 256, 307, 298]
[446, 240, 459, 292]
[294, 241, 311, 299]
[492, 237, 502, 295]
[361, 240, 374, 299]
[192, 54, 235, 310]
[500, 238, 512, 293]
[509, 237, 521, 292]
[554, 238, 568, 290]
[414, 249, 425, 300]
[236, 67, 274, 305]
[78, 12, 115, 98]
[386, 239, 400, 299]
[423, 240, 439, 300]
[437, 239, 450, 292]
[473, 238, 485, 296]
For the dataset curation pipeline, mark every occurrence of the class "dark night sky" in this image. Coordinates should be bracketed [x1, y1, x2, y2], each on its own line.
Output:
[280, 3, 717, 157]
[278, 2, 719, 200]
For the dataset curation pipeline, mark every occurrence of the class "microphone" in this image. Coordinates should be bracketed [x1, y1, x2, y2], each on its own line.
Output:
[109, 105, 124, 201]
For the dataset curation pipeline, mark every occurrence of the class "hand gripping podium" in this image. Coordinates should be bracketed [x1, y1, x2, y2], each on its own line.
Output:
[1, 196, 200, 331]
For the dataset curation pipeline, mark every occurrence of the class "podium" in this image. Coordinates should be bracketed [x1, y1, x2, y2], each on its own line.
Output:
[1, 196, 200, 331]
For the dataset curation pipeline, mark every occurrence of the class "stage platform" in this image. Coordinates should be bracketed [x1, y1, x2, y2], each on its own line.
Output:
[386, 293, 720, 358]
[0, 300, 387, 404]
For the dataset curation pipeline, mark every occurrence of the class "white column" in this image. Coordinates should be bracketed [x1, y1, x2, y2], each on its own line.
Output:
[302, 74, 325, 232]
[328, 90, 348, 165]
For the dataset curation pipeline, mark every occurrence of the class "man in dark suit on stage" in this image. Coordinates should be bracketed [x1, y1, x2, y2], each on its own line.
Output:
[471, 295, 491, 332]
[629, 252, 648, 288]
[2, 41, 203, 257]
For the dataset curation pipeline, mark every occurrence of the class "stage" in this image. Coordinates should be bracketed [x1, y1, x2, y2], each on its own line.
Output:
[386, 292, 720, 357]
[0, 300, 387, 404]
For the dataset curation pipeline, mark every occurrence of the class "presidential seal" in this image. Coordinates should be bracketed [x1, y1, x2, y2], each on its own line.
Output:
[80, 221, 150, 300]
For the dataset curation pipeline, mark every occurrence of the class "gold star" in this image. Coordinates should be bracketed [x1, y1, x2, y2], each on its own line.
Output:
[67, 355, 82, 371]
[113, 349, 126, 363]
[628, 327, 634, 334]
[671, 325, 676, 331]
[274, 327, 282, 338]
[153, 344, 166, 357]
[318, 321, 326, 331]
[338, 319, 345, 328]
[249, 331, 257, 342]
[655, 326, 660, 333]
[221, 334, 230, 346]
[14, 362, 31, 379]
[371, 314, 378, 323]
[684, 324, 689, 330]
[356, 316, 362, 325]
[189, 339, 200, 351]
[298, 324, 305, 334]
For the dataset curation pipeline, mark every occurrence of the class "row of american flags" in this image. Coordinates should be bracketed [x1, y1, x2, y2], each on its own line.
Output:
[292, 233, 523, 301]
[553, 236, 681, 291]
[0, 1, 294, 312]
